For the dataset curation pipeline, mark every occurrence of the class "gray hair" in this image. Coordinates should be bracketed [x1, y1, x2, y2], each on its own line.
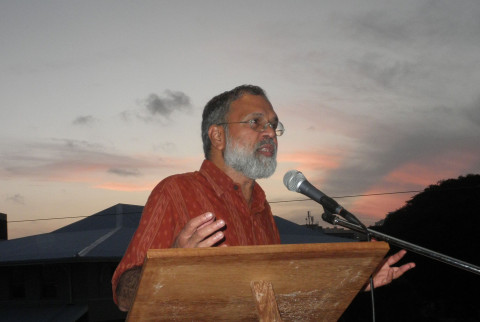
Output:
[201, 84, 270, 159]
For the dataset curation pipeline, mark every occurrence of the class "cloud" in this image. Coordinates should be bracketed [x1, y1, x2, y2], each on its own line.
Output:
[72, 115, 97, 126]
[323, 131, 478, 196]
[94, 182, 154, 192]
[288, 96, 480, 212]
[0, 138, 180, 186]
[350, 10, 410, 44]
[107, 168, 141, 177]
[385, 151, 479, 187]
[464, 98, 480, 128]
[349, 190, 416, 223]
[279, 150, 343, 172]
[153, 142, 177, 153]
[346, 1, 480, 48]
[120, 90, 192, 123]
[345, 148, 479, 220]
[347, 53, 421, 91]
[144, 90, 191, 116]
[6, 194, 25, 205]
[270, 2, 480, 222]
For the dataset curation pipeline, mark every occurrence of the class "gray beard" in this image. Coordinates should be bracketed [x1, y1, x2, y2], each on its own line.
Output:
[224, 133, 277, 179]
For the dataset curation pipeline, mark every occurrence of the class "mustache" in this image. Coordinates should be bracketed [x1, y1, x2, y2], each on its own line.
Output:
[256, 138, 277, 152]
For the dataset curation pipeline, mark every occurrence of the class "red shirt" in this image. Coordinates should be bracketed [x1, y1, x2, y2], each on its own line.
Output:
[111, 160, 280, 303]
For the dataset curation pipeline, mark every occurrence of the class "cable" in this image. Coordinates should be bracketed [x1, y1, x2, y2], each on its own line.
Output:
[369, 276, 376, 322]
[269, 189, 423, 204]
[7, 211, 142, 223]
[7, 185, 479, 224]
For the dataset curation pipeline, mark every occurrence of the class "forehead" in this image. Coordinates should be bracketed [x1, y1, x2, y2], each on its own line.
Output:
[228, 94, 277, 120]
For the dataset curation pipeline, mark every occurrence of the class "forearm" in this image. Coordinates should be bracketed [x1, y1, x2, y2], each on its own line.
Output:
[116, 266, 142, 311]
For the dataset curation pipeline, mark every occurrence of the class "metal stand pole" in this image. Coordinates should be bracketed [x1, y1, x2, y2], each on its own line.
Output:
[322, 212, 480, 276]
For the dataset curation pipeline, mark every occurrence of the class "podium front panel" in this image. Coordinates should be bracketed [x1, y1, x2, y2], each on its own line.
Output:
[127, 242, 389, 321]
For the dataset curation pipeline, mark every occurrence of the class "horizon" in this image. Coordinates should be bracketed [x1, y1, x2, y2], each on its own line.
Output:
[4, 174, 460, 240]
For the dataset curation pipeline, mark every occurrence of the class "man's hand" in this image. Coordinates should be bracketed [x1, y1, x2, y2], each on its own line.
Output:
[116, 213, 225, 311]
[365, 249, 416, 291]
[172, 212, 226, 248]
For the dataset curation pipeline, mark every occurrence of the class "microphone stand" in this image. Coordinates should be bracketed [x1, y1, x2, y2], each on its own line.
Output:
[322, 212, 480, 276]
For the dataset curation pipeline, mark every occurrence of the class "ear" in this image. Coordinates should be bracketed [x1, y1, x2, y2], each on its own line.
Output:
[208, 124, 226, 153]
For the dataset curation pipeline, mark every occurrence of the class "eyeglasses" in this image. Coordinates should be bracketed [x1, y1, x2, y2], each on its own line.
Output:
[217, 117, 285, 136]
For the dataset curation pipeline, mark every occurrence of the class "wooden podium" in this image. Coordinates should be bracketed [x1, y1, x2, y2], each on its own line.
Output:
[127, 242, 389, 321]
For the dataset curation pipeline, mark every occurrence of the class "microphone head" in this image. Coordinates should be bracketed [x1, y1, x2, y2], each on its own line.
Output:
[283, 170, 306, 192]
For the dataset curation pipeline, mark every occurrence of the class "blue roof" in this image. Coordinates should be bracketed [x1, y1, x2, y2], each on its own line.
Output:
[0, 204, 352, 265]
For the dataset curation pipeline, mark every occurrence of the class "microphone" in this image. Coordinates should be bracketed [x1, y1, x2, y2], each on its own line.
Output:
[283, 170, 363, 226]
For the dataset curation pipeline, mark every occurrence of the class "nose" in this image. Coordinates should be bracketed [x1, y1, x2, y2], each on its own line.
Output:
[261, 122, 276, 138]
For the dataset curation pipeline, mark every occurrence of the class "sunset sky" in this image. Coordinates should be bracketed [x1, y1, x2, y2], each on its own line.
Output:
[1, 1, 479, 239]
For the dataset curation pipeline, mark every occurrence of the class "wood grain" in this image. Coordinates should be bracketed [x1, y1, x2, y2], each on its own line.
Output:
[127, 242, 389, 321]
[251, 281, 283, 322]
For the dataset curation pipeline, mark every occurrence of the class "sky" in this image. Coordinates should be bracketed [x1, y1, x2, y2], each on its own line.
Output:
[1, 0, 479, 239]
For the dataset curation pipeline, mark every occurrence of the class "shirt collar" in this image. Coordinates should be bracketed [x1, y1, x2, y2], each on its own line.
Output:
[199, 159, 267, 211]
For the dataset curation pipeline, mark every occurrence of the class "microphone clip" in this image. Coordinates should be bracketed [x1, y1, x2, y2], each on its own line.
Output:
[321, 210, 337, 225]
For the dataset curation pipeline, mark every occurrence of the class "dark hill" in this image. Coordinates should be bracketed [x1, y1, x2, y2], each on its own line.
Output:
[340, 174, 480, 321]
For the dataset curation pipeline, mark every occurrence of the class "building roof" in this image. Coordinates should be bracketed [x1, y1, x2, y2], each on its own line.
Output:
[0, 204, 352, 265]
[273, 216, 352, 244]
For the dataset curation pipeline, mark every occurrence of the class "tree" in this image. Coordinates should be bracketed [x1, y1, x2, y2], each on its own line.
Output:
[340, 174, 480, 321]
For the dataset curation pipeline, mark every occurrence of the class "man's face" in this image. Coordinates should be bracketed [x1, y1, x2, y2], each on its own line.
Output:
[223, 94, 279, 179]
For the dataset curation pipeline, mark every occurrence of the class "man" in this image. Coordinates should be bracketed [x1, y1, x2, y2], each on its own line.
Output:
[112, 85, 414, 311]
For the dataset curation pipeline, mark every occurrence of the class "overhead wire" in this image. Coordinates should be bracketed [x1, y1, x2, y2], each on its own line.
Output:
[7, 185, 479, 224]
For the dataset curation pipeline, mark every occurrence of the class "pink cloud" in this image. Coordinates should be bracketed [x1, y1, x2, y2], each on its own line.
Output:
[279, 150, 344, 171]
[349, 150, 479, 222]
[94, 182, 155, 192]
[386, 150, 479, 187]
[349, 191, 416, 223]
